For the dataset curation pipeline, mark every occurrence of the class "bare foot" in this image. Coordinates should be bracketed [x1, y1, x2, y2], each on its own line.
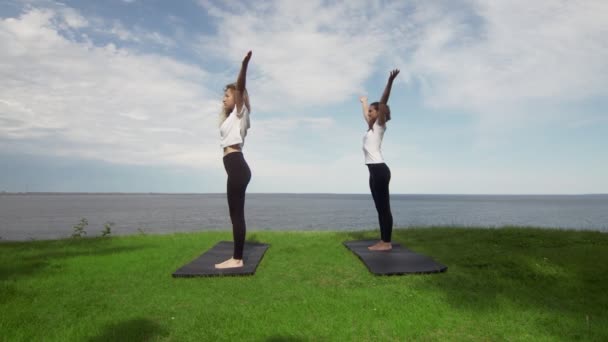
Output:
[214, 257, 244, 269]
[368, 241, 392, 251]
[368, 241, 382, 250]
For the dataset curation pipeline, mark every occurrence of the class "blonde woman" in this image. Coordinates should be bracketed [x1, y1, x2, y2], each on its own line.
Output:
[215, 51, 253, 269]
[360, 69, 399, 251]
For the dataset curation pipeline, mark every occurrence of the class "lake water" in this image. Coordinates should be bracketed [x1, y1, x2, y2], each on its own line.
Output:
[1, 193, 607, 241]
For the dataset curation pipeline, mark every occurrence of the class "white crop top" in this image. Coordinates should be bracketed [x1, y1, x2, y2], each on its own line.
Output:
[362, 120, 385, 164]
[219, 105, 250, 149]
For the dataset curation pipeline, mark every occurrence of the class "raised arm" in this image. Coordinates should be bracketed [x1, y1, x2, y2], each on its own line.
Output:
[235, 50, 252, 113]
[379, 69, 400, 104]
[360, 95, 370, 125]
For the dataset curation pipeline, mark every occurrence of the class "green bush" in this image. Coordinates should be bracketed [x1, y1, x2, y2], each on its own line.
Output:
[71, 218, 88, 238]
[102, 221, 115, 237]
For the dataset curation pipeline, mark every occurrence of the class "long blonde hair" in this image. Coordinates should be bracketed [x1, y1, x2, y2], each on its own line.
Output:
[219, 83, 251, 125]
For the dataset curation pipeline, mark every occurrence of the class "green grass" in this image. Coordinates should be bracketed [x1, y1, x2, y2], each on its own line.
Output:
[1, 227, 607, 341]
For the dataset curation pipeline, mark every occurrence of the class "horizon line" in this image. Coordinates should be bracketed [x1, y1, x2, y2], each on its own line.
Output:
[1, 191, 607, 196]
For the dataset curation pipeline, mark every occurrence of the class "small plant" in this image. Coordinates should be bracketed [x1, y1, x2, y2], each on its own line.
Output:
[72, 218, 88, 238]
[102, 221, 114, 237]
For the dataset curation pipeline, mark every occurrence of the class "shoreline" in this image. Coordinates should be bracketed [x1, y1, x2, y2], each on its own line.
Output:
[2, 225, 606, 243]
[2, 192, 607, 196]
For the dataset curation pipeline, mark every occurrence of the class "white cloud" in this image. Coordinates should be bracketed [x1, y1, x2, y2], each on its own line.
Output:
[244, 153, 369, 193]
[107, 21, 176, 47]
[0, 6, 345, 173]
[197, 0, 608, 129]
[402, 0, 608, 115]
[197, 0, 406, 111]
[386, 162, 608, 195]
[0, 8, 218, 168]
[58, 7, 87, 28]
[1, 1, 606, 193]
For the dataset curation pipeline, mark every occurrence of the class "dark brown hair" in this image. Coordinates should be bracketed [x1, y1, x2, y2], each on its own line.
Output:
[369, 102, 391, 128]
[219, 83, 251, 125]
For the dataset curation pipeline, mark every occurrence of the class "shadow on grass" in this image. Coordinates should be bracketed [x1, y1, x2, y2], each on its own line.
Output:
[265, 336, 307, 342]
[0, 284, 18, 304]
[88, 318, 167, 342]
[384, 227, 608, 339]
[24, 245, 149, 261]
[343, 230, 378, 242]
[0, 239, 150, 280]
[246, 233, 262, 243]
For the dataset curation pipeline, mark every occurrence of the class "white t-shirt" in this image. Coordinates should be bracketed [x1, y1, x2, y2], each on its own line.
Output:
[219, 105, 250, 148]
[362, 120, 385, 164]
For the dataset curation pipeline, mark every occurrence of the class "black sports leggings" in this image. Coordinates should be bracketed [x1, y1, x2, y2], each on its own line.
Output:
[367, 163, 393, 242]
[223, 152, 251, 259]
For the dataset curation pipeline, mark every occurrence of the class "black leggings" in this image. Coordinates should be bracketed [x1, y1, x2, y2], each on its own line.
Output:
[368, 163, 393, 242]
[223, 152, 251, 259]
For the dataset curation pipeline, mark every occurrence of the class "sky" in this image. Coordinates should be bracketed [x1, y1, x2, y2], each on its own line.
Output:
[1, 0, 607, 194]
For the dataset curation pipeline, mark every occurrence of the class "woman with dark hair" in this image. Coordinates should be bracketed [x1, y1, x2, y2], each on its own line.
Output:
[360, 69, 399, 251]
[215, 51, 253, 269]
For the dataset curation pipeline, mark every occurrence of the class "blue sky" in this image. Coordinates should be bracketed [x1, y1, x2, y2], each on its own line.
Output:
[1, 0, 607, 194]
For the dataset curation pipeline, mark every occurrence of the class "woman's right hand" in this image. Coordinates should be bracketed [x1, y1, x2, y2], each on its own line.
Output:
[242, 50, 252, 65]
[359, 95, 368, 103]
[389, 69, 400, 81]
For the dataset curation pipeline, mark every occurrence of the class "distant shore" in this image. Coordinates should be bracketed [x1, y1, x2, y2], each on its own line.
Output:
[2, 192, 607, 196]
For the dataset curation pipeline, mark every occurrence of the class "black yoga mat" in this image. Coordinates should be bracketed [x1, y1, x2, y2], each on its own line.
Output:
[172, 241, 269, 277]
[343, 240, 447, 275]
